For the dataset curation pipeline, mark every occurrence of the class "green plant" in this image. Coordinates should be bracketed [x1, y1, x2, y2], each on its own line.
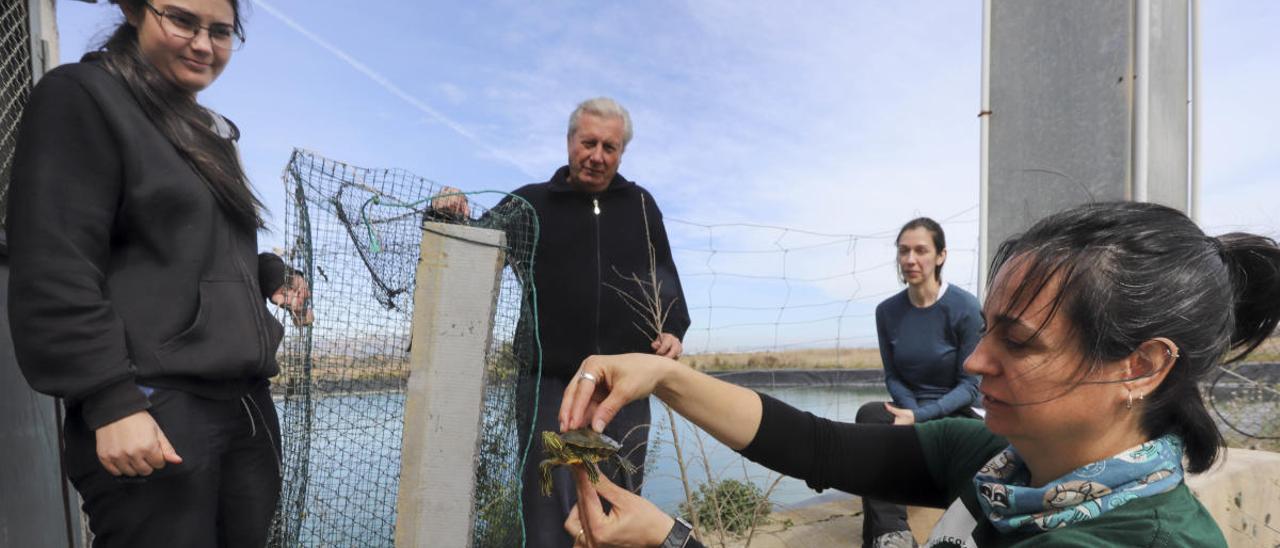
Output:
[679, 478, 772, 535]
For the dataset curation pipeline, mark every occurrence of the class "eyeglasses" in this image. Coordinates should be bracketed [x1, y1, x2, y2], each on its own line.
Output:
[144, 2, 244, 51]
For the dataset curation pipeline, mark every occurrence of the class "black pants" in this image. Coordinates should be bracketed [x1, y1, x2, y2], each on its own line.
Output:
[64, 384, 281, 548]
[518, 374, 649, 548]
[855, 401, 976, 546]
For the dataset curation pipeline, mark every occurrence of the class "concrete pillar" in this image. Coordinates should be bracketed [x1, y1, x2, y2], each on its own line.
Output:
[979, 0, 1191, 290]
[1186, 448, 1280, 546]
[395, 222, 506, 547]
[27, 0, 58, 81]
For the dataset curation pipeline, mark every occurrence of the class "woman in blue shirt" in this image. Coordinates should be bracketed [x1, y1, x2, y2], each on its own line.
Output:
[860, 217, 983, 547]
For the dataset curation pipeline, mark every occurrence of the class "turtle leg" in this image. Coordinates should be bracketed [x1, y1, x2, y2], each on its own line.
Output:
[538, 460, 556, 496]
[584, 459, 601, 485]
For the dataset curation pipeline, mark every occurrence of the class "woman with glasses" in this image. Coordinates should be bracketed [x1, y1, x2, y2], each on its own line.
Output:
[859, 217, 983, 547]
[557, 202, 1274, 547]
[8, 1, 305, 546]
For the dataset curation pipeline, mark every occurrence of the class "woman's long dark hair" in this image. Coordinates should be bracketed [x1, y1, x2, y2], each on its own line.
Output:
[987, 201, 1280, 473]
[92, 0, 263, 231]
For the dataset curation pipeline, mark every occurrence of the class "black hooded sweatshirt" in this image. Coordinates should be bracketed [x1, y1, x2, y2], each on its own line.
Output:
[6, 61, 287, 430]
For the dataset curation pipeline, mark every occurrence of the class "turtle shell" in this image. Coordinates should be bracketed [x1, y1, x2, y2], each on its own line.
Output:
[557, 428, 622, 451]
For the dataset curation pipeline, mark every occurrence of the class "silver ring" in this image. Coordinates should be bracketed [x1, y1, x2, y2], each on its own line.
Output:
[579, 372, 598, 383]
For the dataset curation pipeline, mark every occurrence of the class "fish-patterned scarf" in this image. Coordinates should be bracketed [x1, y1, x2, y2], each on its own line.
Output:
[972, 435, 1185, 533]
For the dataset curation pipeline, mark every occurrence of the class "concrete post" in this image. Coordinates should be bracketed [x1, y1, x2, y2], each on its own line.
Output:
[28, 0, 58, 82]
[979, 0, 1191, 291]
[394, 222, 506, 547]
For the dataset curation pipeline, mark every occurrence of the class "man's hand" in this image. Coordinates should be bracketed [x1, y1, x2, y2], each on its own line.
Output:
[272, 273, 313, 326]
[884, 403, 916, 426]
[95, 411, 182, 476]
[431, 186, 470, 218]
[650, 333, 682, 359]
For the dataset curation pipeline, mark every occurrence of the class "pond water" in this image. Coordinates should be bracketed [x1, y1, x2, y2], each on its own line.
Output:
[642, 385, 886, 513]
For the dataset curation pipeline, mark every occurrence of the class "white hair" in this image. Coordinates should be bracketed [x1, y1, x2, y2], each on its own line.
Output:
[567, 97, 633, 147]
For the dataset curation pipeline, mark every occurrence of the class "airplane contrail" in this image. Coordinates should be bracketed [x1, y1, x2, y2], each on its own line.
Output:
[254, 0, 540, 179]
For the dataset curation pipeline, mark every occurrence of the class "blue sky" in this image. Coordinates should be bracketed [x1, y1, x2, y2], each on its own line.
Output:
[55, 1, 1279, 352]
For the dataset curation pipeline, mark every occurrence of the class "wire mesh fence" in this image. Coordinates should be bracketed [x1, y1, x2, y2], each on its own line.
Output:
[269, 149, 540, 547]
[1208, 339, 1280, 451]
[0, 0, 32, 226]
[666, 208, 982, 366]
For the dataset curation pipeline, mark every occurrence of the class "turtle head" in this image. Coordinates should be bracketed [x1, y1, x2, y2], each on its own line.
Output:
[542, 431, 565, 454]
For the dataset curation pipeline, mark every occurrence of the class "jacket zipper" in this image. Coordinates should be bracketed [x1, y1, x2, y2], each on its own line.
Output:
[229, 227, 270, 376]
[592, 196, 602, 355]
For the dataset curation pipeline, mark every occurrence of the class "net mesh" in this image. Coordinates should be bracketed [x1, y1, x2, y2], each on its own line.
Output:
[0, 0, 32, 227]
[269, 149, 540, 547]
[1208, 337, 1280, 451]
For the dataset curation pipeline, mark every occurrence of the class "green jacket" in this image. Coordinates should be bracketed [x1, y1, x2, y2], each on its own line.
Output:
[916, 419, 1227, 547]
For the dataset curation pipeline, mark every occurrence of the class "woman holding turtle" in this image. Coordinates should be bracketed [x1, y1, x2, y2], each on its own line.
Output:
[557, 202, 1280, 547]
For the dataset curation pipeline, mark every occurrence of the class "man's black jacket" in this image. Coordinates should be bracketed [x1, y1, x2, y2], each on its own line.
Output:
[492, 166, 690, 380]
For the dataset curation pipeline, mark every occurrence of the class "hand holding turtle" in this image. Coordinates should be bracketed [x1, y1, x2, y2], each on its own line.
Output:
[564, 466, 674, 548]
[560, 353, 677, 433]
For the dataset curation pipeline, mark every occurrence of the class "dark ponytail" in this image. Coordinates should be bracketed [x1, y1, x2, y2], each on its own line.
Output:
[1217, 233, 1280, 362]
[93, 1, 263, 231]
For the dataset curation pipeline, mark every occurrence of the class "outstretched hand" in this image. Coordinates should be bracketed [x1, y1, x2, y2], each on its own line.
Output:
[559, 353, 674, 433]
[564, 466, 674, 548]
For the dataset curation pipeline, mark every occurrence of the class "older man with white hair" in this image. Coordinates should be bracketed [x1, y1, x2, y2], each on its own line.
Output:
[435, 97, 689, 546]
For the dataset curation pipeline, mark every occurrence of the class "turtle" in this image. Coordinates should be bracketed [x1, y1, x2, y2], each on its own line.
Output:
[538, 428, 637, 496]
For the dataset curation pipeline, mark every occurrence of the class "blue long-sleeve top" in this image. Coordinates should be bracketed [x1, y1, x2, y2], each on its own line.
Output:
[874, 283, 983, 422]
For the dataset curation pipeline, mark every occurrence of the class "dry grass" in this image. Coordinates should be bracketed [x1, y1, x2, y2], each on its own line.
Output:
[681, 347, 882, 372]
[272, 353, 409, 394]
[682, 337, 1280, 373]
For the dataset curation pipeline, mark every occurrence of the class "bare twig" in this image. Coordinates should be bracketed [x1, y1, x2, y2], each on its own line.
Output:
[663, 403, 703, 539]
[743, 475, 785, 548]
[601, 194, 678, 342]
[691, 427, 728, 546]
